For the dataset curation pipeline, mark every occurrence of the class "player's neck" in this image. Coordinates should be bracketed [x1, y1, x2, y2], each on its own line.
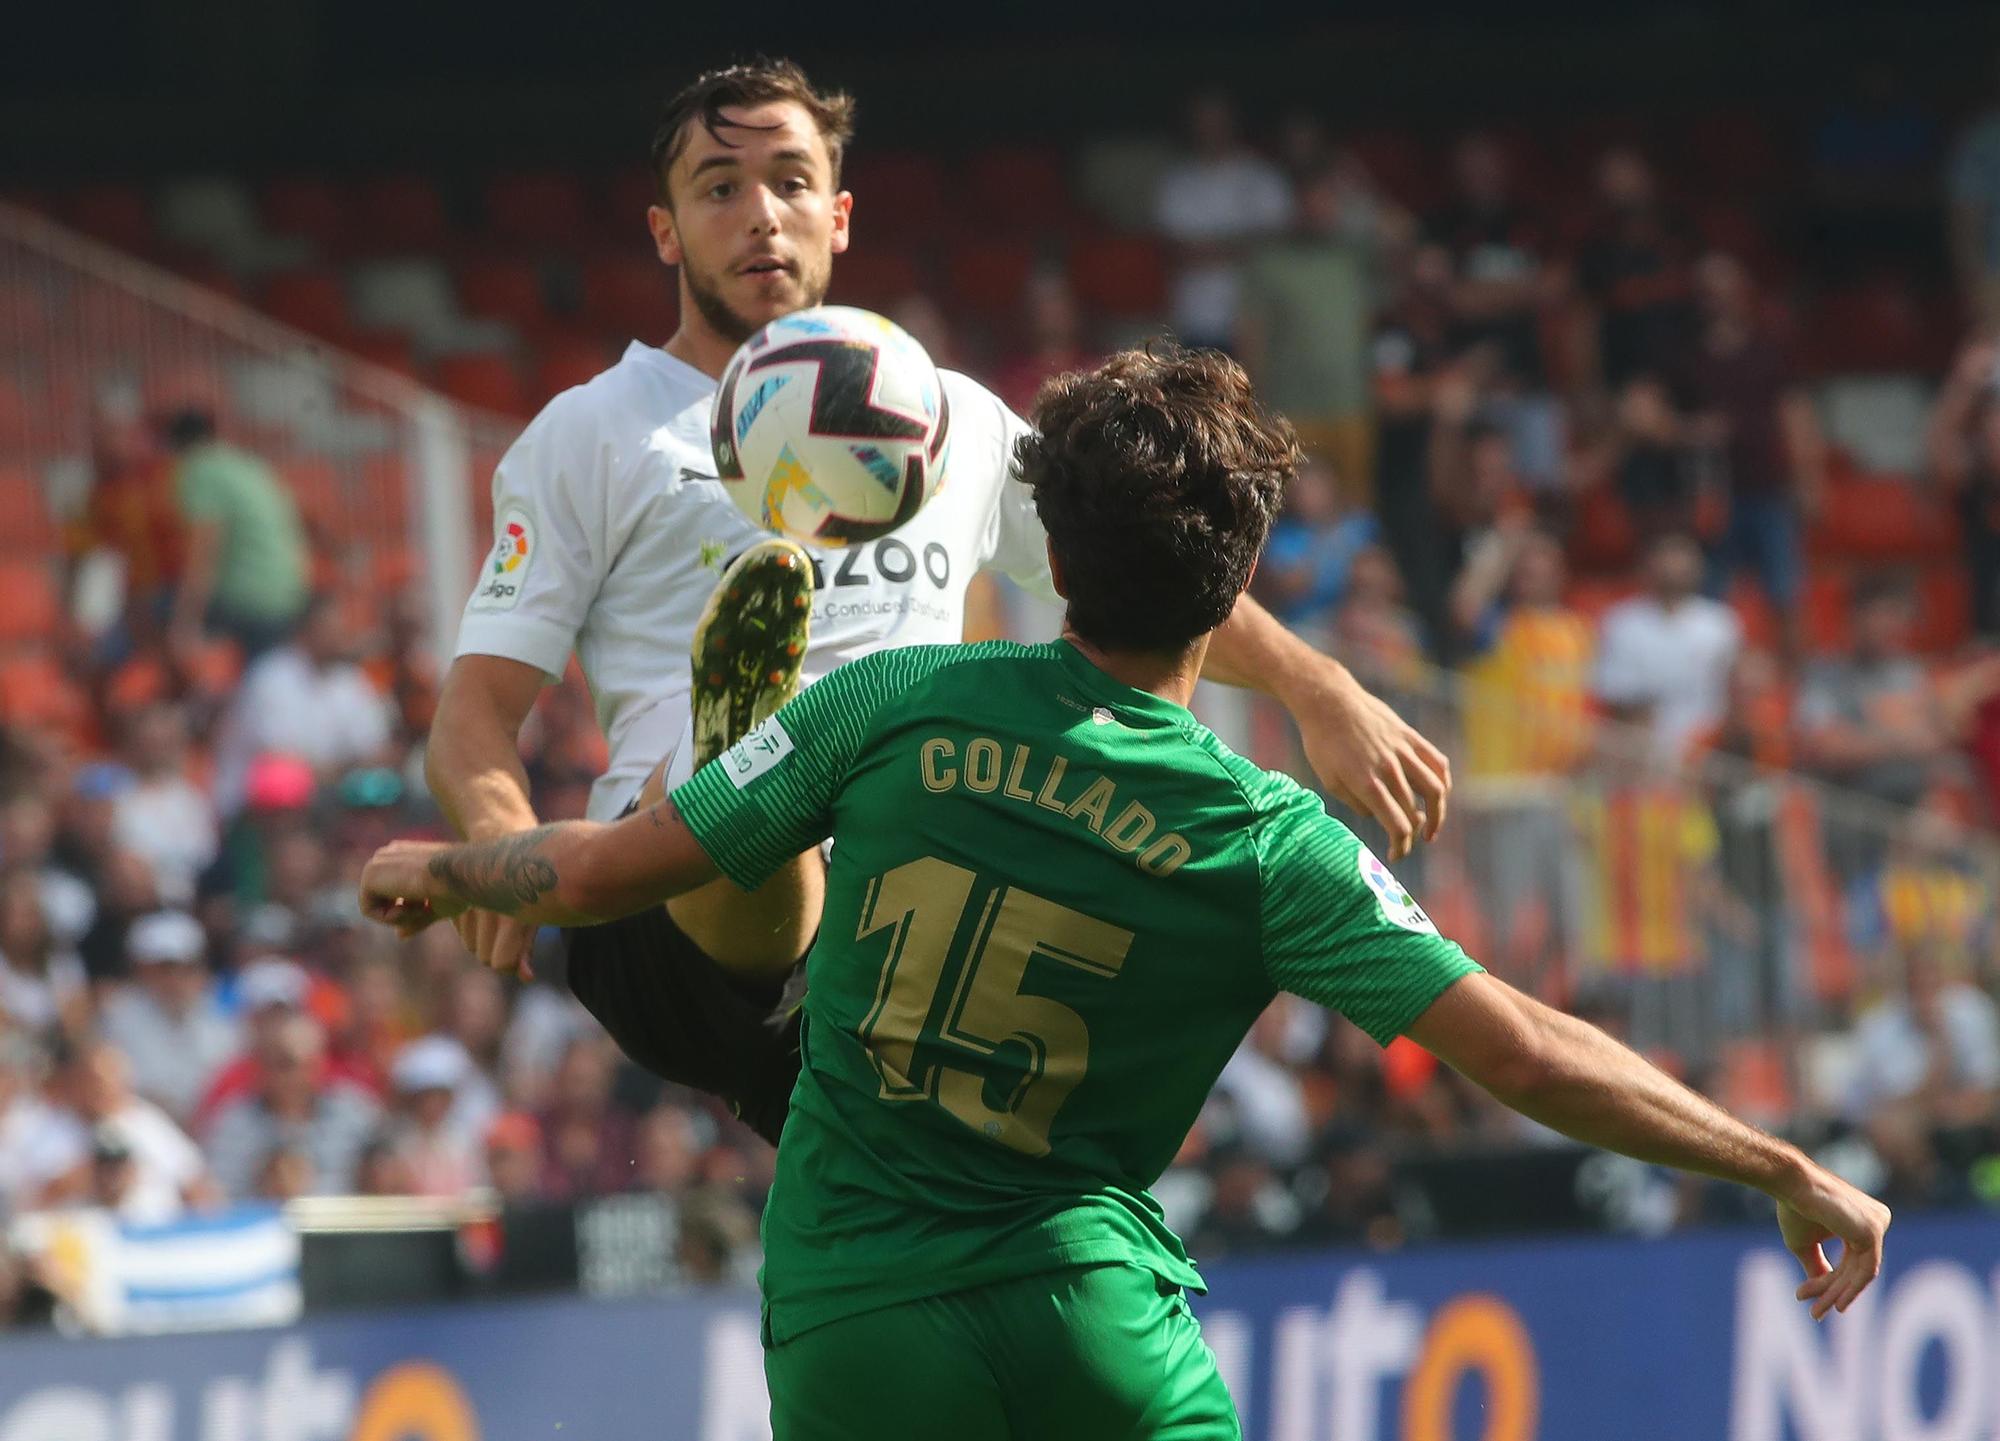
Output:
[662, 320, 738, 380]
[1061, 629, 1209, 710]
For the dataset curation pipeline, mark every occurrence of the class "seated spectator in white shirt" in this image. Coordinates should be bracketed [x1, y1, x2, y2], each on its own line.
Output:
[0, 1033, 72, 1218]
[0, 869, 88, 1042]
[1211, 997, 1315, 1166]
[36, 1040, 216, 1217]
[0, 793, 95, 949]
[206, 1012, 380, 1199]
[211, 595, 395, 817]
[1595, 533, 1742, 761]
[78, 1122, 184, 1225]
[1154, 89, 1294, 348]
[110, 703, 218, 908]
[384, 1037, 486, 1199]
[99, 911, 240, 1124]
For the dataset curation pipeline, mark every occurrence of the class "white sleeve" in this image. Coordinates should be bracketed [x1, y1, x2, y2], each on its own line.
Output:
[973, 388, 1060, 604]
[453, 397, 611, 682]
[1592, 610, 1649, 704]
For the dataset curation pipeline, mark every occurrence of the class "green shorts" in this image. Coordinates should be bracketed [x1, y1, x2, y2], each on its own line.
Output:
[763, 1263, 1241, 1441]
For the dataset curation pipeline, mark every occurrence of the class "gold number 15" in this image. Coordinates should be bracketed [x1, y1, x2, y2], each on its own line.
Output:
[854, 856, 1134, 1156]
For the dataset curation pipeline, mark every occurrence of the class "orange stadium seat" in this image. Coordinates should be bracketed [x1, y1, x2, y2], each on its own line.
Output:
[0, 465, 55, 548]
[353, 176, 453, 253]
[485, 173, 591, 250]
[947, 238, 1036, 322]
[1802, 570, 1852, 655]
[261, 269, 353, 343]
[0, 561, 62, 648]
[457, 258, 550, 332]
[344, 331, 421, 379]
[262, 176, 351, 254]
[1804, 282, 1932, 376]
[601, 170, 661, 240]
[1067, 233, 1167, 318]
[0, 377, 36, 452]
[0, 654, 90, 740]
[1915, 569, 1972, 655]
[579, 254, 679, 341]
[1810, 469, 1949, 563]
[434, 353, 529, 419]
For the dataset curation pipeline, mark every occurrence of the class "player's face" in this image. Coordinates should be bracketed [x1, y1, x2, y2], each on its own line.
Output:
[650, 101, 853, 345]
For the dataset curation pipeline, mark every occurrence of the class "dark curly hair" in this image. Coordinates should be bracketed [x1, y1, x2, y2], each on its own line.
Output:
[1017, 346, 1298, 653]
[651, 59, 857, 205]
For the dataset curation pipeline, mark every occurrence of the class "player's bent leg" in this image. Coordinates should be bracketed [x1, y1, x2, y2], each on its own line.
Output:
[763, 1294, 1012, 1441]
[561, 905, 803, 1145]
[636, 752, 824, 979]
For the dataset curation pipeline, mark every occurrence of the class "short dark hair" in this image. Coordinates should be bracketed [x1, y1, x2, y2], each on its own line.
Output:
[1018, 346, 1298, 653]
[160, 407, 216, 451]
[650, 59, 857, 203]
[1853, 571, 1913, 611]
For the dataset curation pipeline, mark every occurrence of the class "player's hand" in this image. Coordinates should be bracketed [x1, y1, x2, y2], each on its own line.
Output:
[1778, 1168, 1891, 1321]
[358, 841, 463, 937]
[1296, 676, 1451, 861]
[453, 908, 539, 984]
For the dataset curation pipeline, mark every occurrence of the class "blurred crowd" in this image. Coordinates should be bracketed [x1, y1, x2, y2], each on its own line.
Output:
[6, 66, 2000, 1312]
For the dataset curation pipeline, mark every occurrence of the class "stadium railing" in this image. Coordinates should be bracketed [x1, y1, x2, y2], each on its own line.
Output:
[0, 201, 517, 661]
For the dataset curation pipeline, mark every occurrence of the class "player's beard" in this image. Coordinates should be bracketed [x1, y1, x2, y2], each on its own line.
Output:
[682, 251, 832, 346]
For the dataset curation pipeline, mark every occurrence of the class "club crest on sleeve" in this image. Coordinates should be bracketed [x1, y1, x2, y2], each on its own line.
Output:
[723, 715, 795, 789]
[1357, 847, 1437, 935]
[470, 508, 534, 612]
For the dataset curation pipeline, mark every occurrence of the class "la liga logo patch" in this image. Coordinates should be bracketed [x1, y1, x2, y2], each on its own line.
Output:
[1358, 847, 1437, 935]
[471, 509, 535, 612]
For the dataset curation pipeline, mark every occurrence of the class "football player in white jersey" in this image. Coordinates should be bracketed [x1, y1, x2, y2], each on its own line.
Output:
[425, 60, 1452, 1141]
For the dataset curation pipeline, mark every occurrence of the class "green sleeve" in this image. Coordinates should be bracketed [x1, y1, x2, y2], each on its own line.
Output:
[670, 646, 961, 889]
[176, 455, 225, 522]
[1258, 790, 1482, 1045]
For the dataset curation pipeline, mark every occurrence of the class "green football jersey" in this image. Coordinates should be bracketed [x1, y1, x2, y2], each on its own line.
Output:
[672, 639, 1480, 1344]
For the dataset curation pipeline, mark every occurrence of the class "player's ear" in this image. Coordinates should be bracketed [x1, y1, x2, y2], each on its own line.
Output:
[1046, 540, 1068, 599]
[648, 203, 683, 267]
[829, 189, 853, 256]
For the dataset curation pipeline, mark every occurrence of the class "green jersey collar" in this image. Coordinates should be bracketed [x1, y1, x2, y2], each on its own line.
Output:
[1050, 639, 1196, 728]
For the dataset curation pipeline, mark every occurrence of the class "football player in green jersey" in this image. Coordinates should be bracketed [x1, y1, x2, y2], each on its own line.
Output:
[363, 346, 1888, 1441]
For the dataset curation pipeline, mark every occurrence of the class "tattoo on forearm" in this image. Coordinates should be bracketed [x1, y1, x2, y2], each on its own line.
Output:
[644, 798, 684, 831]
[428, 828, 562, 914]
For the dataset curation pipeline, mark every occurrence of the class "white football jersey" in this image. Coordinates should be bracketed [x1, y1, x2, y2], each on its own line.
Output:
[453, 342, 1055, 819]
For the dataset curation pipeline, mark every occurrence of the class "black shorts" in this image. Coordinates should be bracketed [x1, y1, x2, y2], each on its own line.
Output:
[563, 902, 805, 1146]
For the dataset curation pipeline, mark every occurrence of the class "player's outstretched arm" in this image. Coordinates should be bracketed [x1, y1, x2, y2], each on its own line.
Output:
[357, 798, 721, 933]
[1202, 592, 1450, 860]
[1406, 972, 1891, 1320]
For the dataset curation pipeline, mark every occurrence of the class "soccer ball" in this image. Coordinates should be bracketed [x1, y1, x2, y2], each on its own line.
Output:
[710, 305, 951, 548]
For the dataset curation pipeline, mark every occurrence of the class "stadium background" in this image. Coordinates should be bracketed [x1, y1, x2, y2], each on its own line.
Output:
[5, 2, 2000, 1437]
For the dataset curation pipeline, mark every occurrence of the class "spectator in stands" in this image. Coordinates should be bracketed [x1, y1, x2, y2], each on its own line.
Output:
[209, 594, 395, 818]
[98, 910, 238, 1124]
[1595, 533, 1743, 761]
[1186, 1143, 1296, 1258]
[255, 1148, 317, 1203]
[536, 1034, 634, 1201]
[78, 1123, 181, 1224]
[1599, 375, 1702, 544]
[1947, 54, 2000, 326]
[1574, 148, 1696, 391]
[1426, 134, 1564, 489]
[1674, 252, 1827, 650]
[64, 388, 182, 667]
[161, 408, 308, 661]
[1237, 168, 1385, 492]
[354, 1135, 419, 1198]
[205, 1011, 380, 1199]
[1252, 457, 1377, 634]
[1798, 573, 1946, 880]
[75, 850, 159, 986]
[632, 1103, 702, 1194]
[2, 793, 98, 951]
[676, 1187, 762, 1286]
[994, 270, 1098, 419]
[1453, 526, 1593, 996]
[1696, 650, 1804, 1038]
[1811, 62, 1940, 278]
[1294, 1127, 1398, 1247]
[1371, 244, 1459, 649]
[1848, 943, 2000, 1202]
[1922, 336, 2000, 640]
[1330, 545, 1425, 690]
[384, 1037, 482, 1198]
[0, 1033, 69, 1219]
[0, 869, 87, 1042]
[1849, 800, 1992, 986]
[361, 591, 440, 750]
[1153, 89, 1293, 349]
[1940, 647, 2000, 827]
[886, 293, 958, 373]
[1211, 999, 1313, 1166]
[485, 1112, 544, 1204]
[38, 1040, 214, 1217]
[109, 702, 217, 907]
